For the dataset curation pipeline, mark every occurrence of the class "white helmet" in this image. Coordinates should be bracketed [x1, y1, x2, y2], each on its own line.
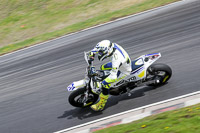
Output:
[95, 40, 114, 61]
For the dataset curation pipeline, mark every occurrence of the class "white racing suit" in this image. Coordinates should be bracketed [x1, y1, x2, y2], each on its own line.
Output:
[90, 43, 132, 111]
[94, 43, 132, 94]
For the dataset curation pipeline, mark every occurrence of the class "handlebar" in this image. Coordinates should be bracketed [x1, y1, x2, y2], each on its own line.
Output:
[84, 51, 90, 65]
[84, 51, 93, 65]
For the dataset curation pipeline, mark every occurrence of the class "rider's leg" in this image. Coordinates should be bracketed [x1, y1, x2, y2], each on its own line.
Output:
[101, 62, 121, 77]
[90, 92, 109, 111]
[91, 63, 127, 111]
[91, 74, 126, 111]
[91, 82, 110, 111]
[90, 62, 112, 111]
[100, 62, 112, 70]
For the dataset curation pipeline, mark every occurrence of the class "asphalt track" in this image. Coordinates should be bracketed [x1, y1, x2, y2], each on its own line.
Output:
[0, 0, 200, 133]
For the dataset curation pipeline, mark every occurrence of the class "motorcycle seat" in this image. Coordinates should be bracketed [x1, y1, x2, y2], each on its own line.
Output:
[131, 59, 144, 72]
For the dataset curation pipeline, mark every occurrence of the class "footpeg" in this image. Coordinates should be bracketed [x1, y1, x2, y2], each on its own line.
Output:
[126, 87, 132, 96]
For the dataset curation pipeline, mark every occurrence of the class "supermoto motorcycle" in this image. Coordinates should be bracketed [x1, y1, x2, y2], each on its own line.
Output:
[67, 52, 172, 108]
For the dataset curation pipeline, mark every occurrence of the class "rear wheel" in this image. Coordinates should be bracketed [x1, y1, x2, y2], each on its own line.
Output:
[147, 63, 172, 86]
[68, 87, 99, 108]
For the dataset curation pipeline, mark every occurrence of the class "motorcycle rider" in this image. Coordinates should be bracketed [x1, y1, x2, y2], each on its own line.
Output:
[89, 40, 132, 111]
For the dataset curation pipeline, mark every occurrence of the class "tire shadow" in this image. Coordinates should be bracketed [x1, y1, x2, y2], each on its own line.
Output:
[58, 106, 103, 120]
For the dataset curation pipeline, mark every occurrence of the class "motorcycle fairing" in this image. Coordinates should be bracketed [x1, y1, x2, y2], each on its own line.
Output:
[67, 80, 86, 91]
[131, 58, 144, 72]
[112, 53, 161, 86]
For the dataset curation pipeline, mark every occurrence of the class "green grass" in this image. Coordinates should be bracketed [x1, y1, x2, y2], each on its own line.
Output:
[94, 103, 200, 133]
[0, 0, 180, 55]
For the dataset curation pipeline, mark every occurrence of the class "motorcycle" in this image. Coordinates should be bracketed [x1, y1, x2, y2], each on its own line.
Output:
[67, 52, 172, 108]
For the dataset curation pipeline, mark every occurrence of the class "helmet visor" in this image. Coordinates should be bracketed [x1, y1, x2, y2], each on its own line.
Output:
[98, 50, 107, 61]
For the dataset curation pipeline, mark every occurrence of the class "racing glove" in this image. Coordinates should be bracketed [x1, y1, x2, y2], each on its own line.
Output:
[88, 51, 95, 65]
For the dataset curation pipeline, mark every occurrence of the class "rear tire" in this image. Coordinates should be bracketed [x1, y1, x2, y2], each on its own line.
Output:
[68, 87, 99, 108]
[147, 63, 172, 86]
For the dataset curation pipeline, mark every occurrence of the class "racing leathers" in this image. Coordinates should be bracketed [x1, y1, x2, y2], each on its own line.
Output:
[90, 43, 132, 111]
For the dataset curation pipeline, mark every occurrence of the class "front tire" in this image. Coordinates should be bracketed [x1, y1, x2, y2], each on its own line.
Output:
[68, 87, 99, 108]
[147, 63, 172, 86]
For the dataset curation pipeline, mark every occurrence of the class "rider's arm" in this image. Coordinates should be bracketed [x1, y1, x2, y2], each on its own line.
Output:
[88, 48, 98, 64]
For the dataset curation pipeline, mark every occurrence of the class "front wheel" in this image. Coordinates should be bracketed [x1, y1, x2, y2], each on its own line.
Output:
[147, 63, 172, 86]
[68, 87, 99, 108]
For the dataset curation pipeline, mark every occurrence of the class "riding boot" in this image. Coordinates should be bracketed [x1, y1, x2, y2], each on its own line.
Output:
[91, 93, 109, 111]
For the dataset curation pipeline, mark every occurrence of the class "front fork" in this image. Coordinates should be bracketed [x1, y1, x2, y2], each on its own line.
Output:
[82, 84, 90, 106]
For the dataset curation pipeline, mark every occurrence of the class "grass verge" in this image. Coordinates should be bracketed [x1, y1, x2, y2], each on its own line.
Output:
[94, 103, 200, 133]
[0, 0, 180, 55]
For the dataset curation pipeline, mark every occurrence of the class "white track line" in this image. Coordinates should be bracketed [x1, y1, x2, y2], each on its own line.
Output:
[55, 91, 200, 133]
